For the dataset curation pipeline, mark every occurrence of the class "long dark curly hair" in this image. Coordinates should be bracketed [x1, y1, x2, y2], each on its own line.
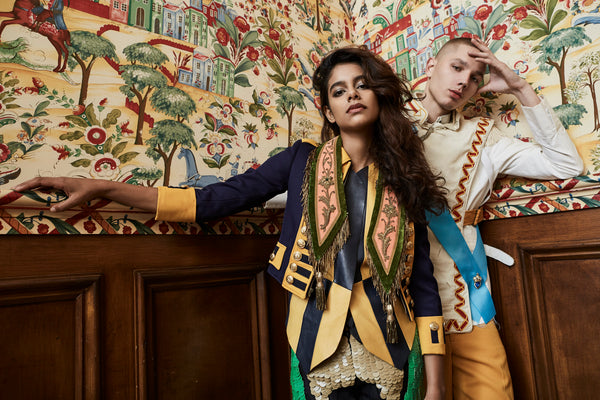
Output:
[313, 45, 447, 223]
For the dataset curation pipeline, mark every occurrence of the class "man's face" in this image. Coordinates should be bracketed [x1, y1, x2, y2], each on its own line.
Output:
[424, 43, 486, 114]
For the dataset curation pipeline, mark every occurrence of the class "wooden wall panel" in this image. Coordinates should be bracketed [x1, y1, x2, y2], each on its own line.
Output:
[134, 265, 271, 400]
[0, 275, 100, 399]
[0, 234, 288, 400]
[480, 208, 600, 400]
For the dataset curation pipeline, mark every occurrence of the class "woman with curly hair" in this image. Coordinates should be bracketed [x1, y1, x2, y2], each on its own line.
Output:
[15, 45, 447, 399]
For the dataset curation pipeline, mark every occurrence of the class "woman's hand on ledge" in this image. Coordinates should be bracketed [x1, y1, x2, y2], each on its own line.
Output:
[13, 177, 158, 213]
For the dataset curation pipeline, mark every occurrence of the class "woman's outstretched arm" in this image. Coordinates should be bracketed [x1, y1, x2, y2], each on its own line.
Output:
[13, 177, 158, 213]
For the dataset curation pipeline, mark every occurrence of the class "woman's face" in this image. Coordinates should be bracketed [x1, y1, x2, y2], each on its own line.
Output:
[324, 62, 379, 136]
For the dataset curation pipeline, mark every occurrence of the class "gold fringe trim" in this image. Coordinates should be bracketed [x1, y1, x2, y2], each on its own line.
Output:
[366, 217, 412, 343]
[301, 146, 349, 311]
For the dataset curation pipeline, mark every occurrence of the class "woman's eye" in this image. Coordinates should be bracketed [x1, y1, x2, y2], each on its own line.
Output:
[332, 89, 344, 97]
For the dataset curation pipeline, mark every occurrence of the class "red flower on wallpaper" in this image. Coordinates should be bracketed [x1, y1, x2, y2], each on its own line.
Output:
[538, 203, 550, 213]
[514, 6, 528, 20]
[233, 16, 250, 33]
[474, 5, 493, 21]
[264, 46, 275, 59]
[253, 66, 260, 75]
[73, 104, 85, 115]
[310, 50, 320, 66]
[52, 145, 70, 160]
[94, 157, 118, 174]
[159, 222, 169, 234]
[122, 226, 132, 234]
[491, 24, 507, 40]
[99, 98, 108, 107]
[247, 46, 259, 61]
[37, 224, 49, 234]
[268, 28, 280, 41]
[216, 27, 230, 46]
[119, 121, 134, 135]
[84, 220, 97, 233]
[0, 143, 10, 162]
[32, 77, 45, 88]
[85, 126, 107, 145]
[503, 41, 510, 51]
[283, 46, 293, 59]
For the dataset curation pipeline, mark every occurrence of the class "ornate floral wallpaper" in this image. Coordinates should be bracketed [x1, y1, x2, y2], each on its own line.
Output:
[349, 0, 600, 220]
[0, 0, 350, 234]
[0, 0, 599, 235]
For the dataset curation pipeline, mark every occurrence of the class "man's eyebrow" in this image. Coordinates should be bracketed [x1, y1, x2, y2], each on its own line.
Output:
[449, 58, 468, 66]
[450, 57, 485, 77]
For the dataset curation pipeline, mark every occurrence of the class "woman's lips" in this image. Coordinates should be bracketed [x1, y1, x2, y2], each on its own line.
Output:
[347, 104, 365, 113]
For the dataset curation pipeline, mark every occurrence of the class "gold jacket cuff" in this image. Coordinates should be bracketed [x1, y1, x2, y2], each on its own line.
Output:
[416, 316, 445, 355]
[155, 186, 196, 222]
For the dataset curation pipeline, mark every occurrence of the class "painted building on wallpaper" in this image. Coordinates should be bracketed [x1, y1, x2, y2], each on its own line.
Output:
[178, 50, 214, 91]
[163, 3, 186, 40]
[415, 46, 433, 77]
[364, 1, 471, 84]
[199, 1, 224, 27]
[364, 15, 417, 80]
[431, 11, 449, 55]
[109, 0, 129, 23]
[213, 56, 235, 97]
[183, 4, 209, 47]
[129, 0, 152, 29]
[151, 0, 164, 33]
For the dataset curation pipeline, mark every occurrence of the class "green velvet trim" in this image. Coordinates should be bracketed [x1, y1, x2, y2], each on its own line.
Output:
[307, 136, 347, 261]
[290, 349, 306, 400]
[366, 182, 406, 293]
[405, 327, 425, 400]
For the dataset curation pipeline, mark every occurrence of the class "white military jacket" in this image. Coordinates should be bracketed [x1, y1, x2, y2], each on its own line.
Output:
[407, 98, 584, 334]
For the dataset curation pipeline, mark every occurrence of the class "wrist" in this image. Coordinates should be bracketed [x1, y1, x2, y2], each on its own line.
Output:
[512, 81, 540, 107]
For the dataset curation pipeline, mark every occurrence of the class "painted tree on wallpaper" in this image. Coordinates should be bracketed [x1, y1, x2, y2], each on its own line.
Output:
[0, 0, 351, 193]
[146, 86, 197, 186]
[296, 0, 332, 32]
[566, 51, 600, 133]
[119, 42, 169, 145]
[67, 30, 118, 106]
[509, 0, 591, 127]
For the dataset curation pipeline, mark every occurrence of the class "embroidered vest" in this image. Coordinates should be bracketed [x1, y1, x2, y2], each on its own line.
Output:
[407, 100, 494, 333]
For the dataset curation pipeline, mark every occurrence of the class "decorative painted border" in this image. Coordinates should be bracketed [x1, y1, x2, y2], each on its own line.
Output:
[0, 189, 284, 235]
[481, 174, 600, 221]
[2, 173, 600, 235]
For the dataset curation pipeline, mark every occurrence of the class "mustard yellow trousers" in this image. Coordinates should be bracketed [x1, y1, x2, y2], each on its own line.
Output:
[444, 321, 514, 400]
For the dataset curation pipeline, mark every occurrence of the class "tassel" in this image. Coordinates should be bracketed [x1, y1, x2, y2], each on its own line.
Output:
[386, 303, 398, 343]
[315, 271, 326, 311]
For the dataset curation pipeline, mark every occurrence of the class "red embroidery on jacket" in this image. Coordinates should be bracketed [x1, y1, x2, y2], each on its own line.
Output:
[451, 118, 490, 223]
[444, 266, 470, 332]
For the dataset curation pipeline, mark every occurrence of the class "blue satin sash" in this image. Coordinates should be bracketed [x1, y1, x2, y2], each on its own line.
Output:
[426, 210, 496, 324]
